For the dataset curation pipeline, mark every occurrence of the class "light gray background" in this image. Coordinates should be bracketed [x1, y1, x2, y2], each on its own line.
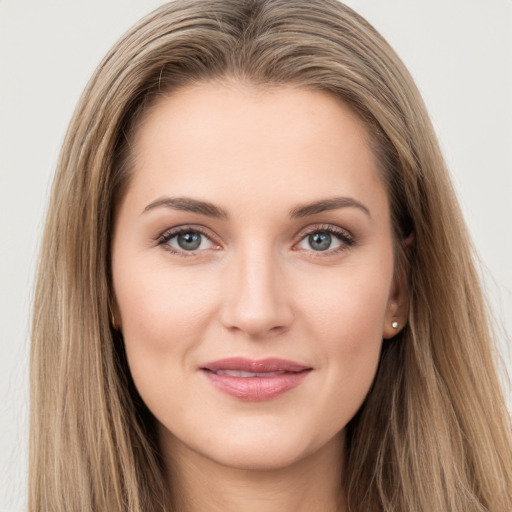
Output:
[1, 1, 510, 510]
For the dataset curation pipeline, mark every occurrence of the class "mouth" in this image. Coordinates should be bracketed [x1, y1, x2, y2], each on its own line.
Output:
[200, 357, 312, 401]
[208, 370, 289, 377]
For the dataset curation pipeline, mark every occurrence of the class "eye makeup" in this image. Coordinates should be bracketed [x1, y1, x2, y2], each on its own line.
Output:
[155, 222, 356, 259]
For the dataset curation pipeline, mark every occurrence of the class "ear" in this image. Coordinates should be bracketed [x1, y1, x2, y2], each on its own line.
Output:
[383, 233, 414, 339]
[110, 296, 122, 331]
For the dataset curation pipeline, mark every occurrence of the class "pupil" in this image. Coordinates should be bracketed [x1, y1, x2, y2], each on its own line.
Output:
[178, 232, 201, 250]
[309, 232, 331, 251]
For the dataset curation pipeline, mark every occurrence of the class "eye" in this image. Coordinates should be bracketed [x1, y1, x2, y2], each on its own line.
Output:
[158, 227, 218, 255]
[296, 226, 354, 253]
[304, 231, 336, 251]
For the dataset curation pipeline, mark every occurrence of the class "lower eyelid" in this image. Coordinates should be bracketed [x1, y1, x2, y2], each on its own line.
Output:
[293, 226, 355, 253]
[156, 227, 220, 254]
[156, 225, 354, 255]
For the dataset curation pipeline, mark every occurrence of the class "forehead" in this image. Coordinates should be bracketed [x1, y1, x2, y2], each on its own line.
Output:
[123, 81, 388, 218]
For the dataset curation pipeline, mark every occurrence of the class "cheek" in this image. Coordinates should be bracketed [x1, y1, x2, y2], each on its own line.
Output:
[299, 261, 392, 345]
[112, 258, 220, 378]
[294, 262, 393, 414]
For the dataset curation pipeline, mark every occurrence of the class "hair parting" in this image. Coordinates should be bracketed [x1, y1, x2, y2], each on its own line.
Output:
[30, 1, 512, 510]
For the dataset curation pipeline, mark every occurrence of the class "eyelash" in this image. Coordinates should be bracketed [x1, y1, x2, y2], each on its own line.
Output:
[156, 224, 355, 257]
[295, 224, 355, 256]
[157, 226, 218, 257]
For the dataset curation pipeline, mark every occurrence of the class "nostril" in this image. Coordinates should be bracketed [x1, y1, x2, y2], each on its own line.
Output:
[221, 314, 292, 338]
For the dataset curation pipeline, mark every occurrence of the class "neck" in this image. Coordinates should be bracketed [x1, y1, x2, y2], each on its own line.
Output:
[160, 431, 347, 512]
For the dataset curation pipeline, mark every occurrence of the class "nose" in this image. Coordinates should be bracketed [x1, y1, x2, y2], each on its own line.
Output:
[220, 246, 294, 338]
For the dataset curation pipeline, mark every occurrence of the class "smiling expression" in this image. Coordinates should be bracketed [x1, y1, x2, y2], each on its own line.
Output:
[111, 81, 404, 471]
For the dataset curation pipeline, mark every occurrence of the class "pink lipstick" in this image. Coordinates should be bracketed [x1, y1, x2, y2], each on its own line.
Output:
[201, 357, 312, 401]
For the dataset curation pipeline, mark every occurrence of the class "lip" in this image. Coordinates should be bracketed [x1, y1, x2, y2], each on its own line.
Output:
[200, 357, 312, 401]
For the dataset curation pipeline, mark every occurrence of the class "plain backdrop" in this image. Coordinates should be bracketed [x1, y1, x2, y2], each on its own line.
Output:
[1, 1, 511, 510]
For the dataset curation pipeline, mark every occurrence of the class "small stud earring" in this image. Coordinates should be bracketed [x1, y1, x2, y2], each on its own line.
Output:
[391, 321, 399, 329]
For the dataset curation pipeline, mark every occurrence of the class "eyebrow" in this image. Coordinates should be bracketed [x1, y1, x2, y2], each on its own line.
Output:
[142, 196, 228, 218]
[290, 197, 371, 218]
[142, 195, 370, 219]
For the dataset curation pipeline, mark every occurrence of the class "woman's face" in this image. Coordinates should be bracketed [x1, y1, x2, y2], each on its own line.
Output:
[111, 82, 404, 471]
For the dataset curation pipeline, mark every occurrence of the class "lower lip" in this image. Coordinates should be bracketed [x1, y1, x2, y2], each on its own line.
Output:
[202, 370, 311, 401]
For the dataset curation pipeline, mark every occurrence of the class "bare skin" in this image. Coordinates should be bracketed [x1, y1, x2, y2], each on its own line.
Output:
[163, 429, 346, 512]
[111, 80, 407, 511]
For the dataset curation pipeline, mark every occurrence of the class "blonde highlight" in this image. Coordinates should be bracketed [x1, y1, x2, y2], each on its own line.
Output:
[30, 1, 512, 510]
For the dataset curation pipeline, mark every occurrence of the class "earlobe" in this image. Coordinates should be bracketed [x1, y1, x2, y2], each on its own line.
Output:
[110, 299, 121, 331]
[111, 310, 118, 330]
[383, 233, 414, 339]
[383, 294, 408, 339]
[383, 300, 404, 339]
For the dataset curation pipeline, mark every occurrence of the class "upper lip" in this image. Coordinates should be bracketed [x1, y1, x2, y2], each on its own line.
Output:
[201, 357, 311, 373]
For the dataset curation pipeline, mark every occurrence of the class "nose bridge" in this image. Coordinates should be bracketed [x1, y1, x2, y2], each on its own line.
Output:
[221, 241, 292, 337]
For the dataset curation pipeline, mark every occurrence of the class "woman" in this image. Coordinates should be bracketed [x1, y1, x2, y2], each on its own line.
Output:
[30, 0, 512, 510]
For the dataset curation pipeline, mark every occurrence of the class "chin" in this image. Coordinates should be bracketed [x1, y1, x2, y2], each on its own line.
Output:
[212, 442, 310, 471]
[161, 418, 344, 473]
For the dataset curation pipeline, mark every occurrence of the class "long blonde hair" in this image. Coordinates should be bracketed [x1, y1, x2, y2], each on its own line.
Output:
[30, 1, 512, 510]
